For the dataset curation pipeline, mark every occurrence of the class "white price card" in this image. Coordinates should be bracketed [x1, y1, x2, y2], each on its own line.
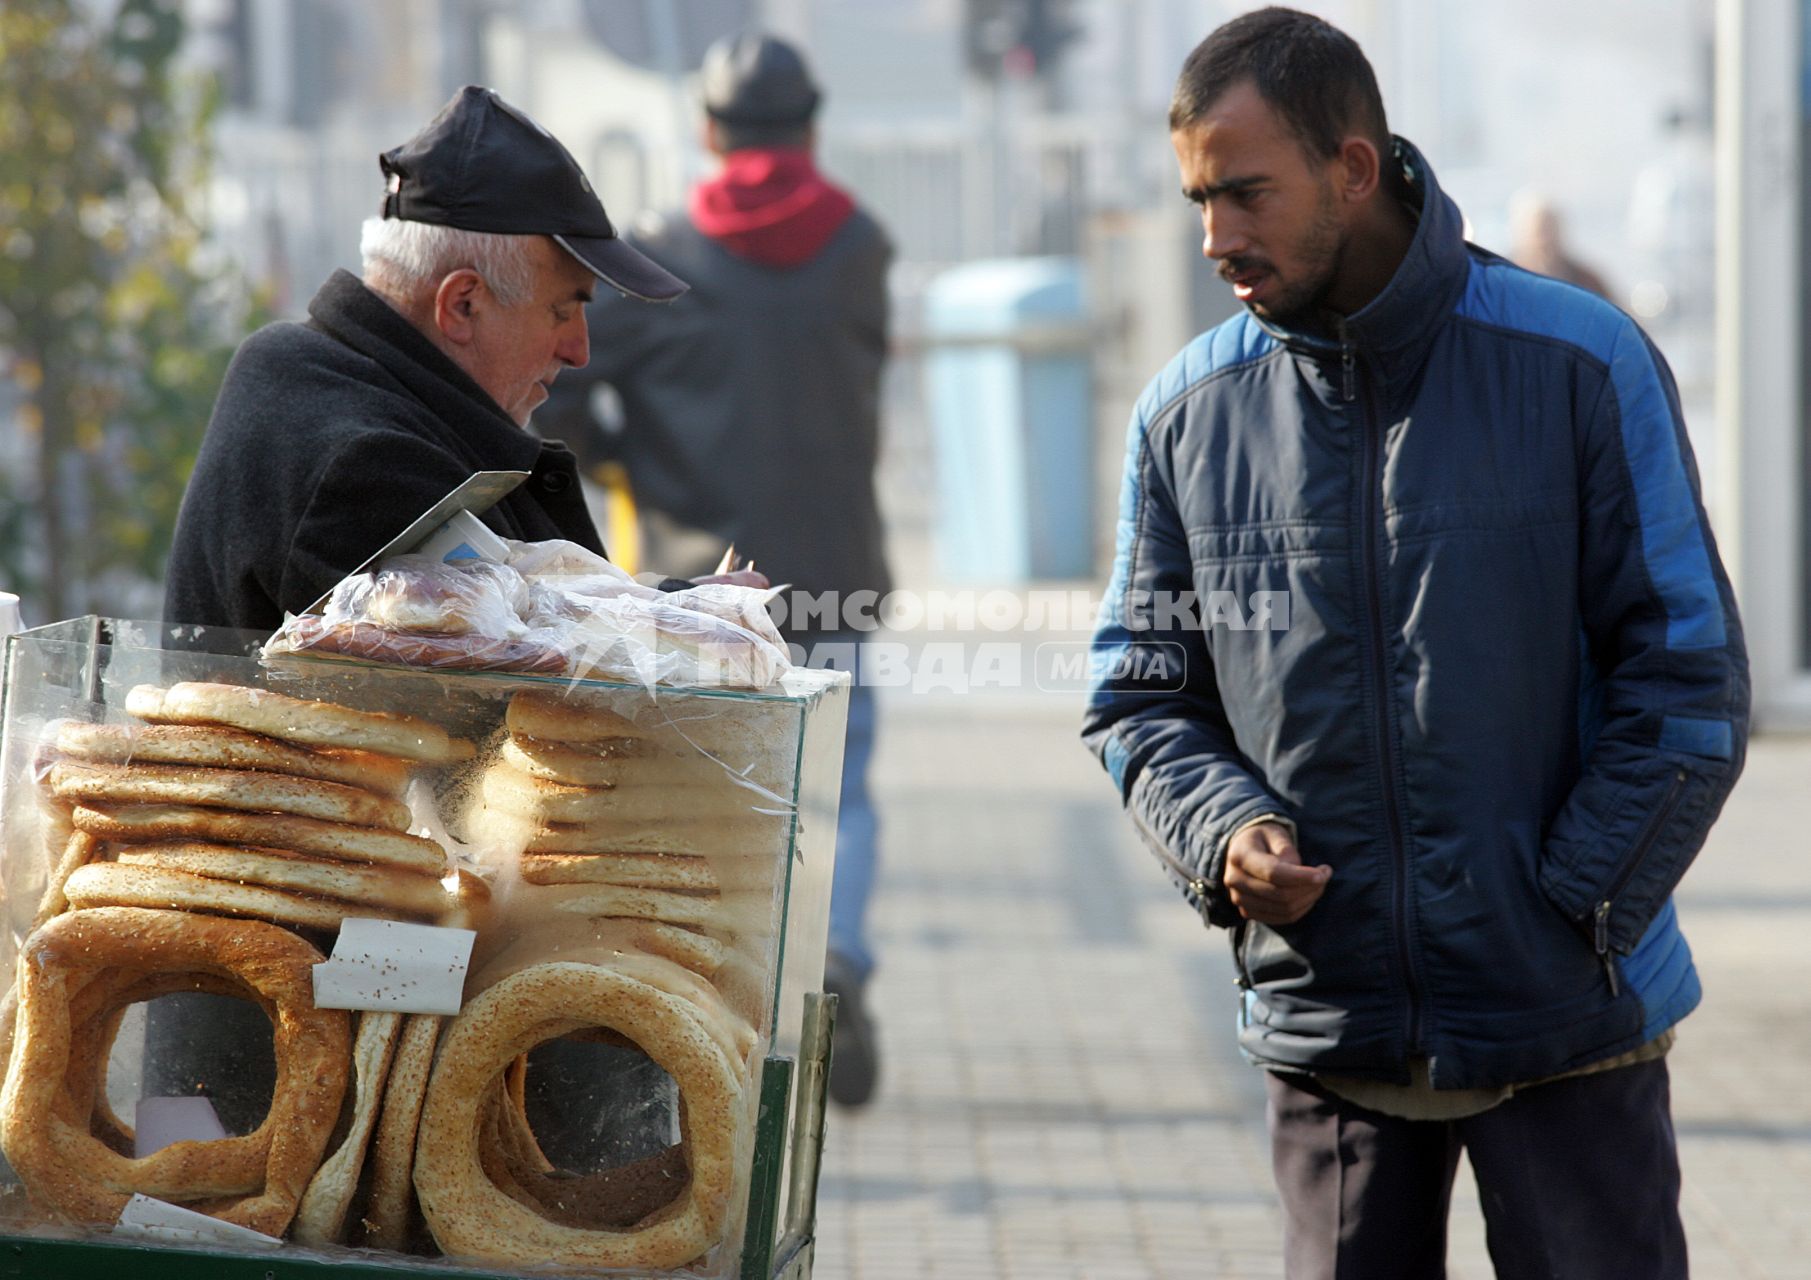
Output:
[312, 917, 476, 1014]
[134, 1096, 228, 1157]
[114, 1194, 283, 1249]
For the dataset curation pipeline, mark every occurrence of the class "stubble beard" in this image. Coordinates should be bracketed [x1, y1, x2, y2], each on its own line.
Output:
[1247, 184, 1345, 331]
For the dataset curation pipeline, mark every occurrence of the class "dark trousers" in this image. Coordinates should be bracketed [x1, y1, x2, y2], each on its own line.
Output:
[1265, 1058, 1687, 1280]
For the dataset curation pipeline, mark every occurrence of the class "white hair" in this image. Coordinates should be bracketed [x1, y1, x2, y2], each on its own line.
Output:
[359, 218, 538, 307]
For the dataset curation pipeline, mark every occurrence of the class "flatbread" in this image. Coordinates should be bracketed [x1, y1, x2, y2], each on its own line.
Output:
[53, 721, 413, 798]
[361, 1013, 442, 1251]
[519, 852, 718, 894]
[519, 817, 786, 858]
[115, 844, 452, 919]
[127, 682, 475, 765]
[480, 763, 761, 825]
[294, 1011, 403, 1245]
[547, 884, 724, 931]
[470, 916, 727, 983]
[61, 861, 406, 931]
[33, 829, 98, 928]
[49, 760, 411, 831]
[70, 804, 446, 875]
[505, 691, 649, 746]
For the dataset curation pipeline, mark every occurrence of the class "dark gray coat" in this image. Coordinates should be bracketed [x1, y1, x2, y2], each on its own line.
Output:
[164, 270, 601, 633]
[541, 209, 892, 633]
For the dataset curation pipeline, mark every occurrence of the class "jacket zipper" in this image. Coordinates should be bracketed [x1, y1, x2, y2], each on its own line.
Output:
[1231, 919, 1255, 990]
[1592, 769, 1687, 997]
[1135, 810, 1218, 928]
[1349, 336, 1424, 1054]
[1141, 817, 1254, 991]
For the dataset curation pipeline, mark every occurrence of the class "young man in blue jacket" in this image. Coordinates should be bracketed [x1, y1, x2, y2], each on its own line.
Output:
[1083, 9, 1748, 1277]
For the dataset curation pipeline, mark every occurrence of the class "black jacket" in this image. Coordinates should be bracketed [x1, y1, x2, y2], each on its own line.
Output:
[164, 270, 601, 633]
[541, 208, 892, 633]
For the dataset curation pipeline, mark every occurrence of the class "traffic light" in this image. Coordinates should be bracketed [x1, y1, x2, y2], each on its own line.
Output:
[963, 0, 1081, 80]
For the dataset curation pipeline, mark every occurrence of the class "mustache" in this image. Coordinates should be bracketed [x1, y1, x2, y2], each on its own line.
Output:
[1218, 255, 1273, 283]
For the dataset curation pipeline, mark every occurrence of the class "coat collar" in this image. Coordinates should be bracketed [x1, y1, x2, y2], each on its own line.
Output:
[305, 269, 543, 470]
[1249, 137, 1471, 391]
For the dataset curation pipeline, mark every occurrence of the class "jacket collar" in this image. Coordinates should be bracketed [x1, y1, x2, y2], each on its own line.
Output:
[305, 269, 543, 470]
[1251, 138, 1471, 390]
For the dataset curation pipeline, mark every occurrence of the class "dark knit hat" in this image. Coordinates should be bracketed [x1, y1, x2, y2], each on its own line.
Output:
[701, 34, 821, 126]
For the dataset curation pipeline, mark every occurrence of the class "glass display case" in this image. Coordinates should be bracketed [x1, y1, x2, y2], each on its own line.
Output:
[0, 617, 847, 1279]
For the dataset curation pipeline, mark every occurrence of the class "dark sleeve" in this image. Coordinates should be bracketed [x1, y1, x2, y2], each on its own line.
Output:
[1081, 404, 1289, 928]
[1537, 319, 1750, 955]
[276, 431, 475, 616]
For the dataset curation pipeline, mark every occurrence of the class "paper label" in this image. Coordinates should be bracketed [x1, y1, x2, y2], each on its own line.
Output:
[312, 918, 476, 1014]
[417, 508, 510, 565]
[134, 1096, 228, 1157]
[301, 470, 529, 614]
[114, 1194, 283, 1249]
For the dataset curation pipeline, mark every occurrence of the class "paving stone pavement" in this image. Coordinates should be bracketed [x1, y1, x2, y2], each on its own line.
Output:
[810, 689, 1811, 1280]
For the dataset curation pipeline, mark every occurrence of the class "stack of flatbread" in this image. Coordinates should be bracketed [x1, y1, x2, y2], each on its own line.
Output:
[38, 681, 481, 932]
[464, 690, 793, 1014]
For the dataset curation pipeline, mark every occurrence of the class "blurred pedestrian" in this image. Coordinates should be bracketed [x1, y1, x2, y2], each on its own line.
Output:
[1084, 9, 1747, 1277]
[1508, 188, 1613, 298]
[543, 34, 892, 1107]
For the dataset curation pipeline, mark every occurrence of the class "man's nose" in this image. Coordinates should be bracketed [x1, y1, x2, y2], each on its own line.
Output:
[557, 312, 589, 369]
[1202, 206, 1247, 262]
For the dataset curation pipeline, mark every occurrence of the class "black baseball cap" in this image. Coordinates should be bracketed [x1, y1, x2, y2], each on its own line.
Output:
[379, 86, 687, 303]
[702, 34, 821, 126]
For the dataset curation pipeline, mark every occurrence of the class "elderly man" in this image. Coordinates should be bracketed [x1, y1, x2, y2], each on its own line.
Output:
[155, 88, 695, 1143]
[165, 85, 688, 634]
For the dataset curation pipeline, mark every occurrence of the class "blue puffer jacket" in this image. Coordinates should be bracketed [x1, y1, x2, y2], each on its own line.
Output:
[1083, 140, 1749, 1090]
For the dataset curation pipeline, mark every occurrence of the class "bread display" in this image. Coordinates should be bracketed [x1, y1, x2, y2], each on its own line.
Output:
[0, 626, 838, 1279]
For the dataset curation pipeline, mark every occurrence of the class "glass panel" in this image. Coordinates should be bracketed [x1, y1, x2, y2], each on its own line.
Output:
[0, 617, 847, 1278]
[1802, 0, 1811, 666]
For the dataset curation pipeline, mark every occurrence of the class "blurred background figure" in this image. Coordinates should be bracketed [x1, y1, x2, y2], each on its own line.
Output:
[1507, 187, 1612, 298]
[543, 31, 893, 1109]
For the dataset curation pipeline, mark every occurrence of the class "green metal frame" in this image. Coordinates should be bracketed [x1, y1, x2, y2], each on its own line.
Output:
[0, 993, 839, 1280]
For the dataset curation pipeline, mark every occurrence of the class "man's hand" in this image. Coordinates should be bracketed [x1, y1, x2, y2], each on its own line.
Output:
[690, 569, 771, 589]
[1224, 821, 1331, 925]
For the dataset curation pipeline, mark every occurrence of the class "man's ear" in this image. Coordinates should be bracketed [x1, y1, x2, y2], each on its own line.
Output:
[434, 269, 486, 345]
[1334, 135, 1384, 206]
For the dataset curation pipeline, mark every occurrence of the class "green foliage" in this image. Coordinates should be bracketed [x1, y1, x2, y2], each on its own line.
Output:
[0, 0, 269, 621]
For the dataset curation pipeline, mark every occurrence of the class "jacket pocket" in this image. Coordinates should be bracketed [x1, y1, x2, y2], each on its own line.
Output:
[1590, 768, 1687, 994]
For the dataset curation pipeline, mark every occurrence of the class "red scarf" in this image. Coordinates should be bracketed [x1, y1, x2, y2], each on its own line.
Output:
[688, 148, 855, 269]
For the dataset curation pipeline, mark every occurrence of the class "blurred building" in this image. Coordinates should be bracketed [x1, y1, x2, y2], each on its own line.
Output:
[166, 0, 1800, 715]
[1717, 0, 1811, 726]
[182, 0, 493, 310]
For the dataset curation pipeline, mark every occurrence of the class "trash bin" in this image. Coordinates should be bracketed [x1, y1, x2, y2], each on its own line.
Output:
[923, 257, 1093, 583]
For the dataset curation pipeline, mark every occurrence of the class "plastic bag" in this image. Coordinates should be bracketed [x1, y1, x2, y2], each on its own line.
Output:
[264, 544, 790, 689]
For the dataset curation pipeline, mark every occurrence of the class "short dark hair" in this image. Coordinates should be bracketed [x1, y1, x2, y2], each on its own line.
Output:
[717, 119, 812, 152]
[1169, 8, 1390, 161]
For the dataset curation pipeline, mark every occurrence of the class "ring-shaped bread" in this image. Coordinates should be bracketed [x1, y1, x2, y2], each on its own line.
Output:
[411, 962, 745, 1271]
[0, 907, 351, 1235]
[59, 967, 278, 1188]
